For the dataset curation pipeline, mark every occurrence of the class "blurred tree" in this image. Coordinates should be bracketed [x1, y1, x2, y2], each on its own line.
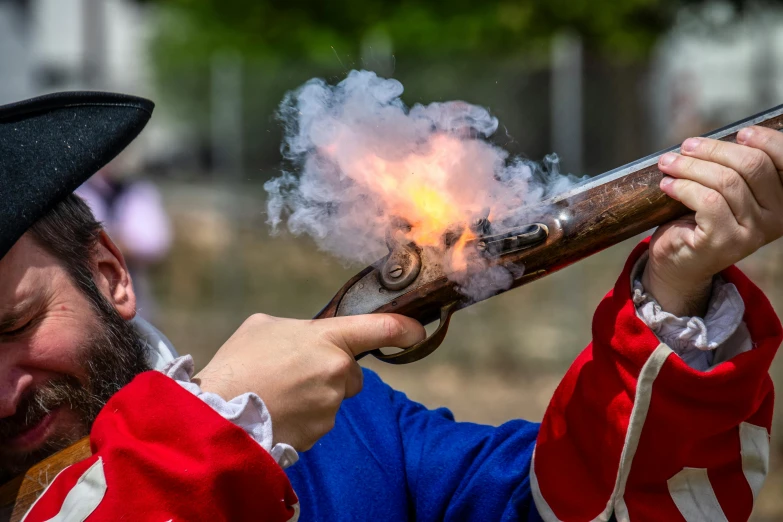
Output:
[148, 0, 678, 65]
[146, 0, 677, 165]
[145, 0, 783, 65]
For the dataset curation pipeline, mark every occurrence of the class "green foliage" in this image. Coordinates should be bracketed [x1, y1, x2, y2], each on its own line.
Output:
[150, 0, 677, 66]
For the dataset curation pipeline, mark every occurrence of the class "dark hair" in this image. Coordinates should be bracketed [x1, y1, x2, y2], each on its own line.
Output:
[28, 194, 111, 314]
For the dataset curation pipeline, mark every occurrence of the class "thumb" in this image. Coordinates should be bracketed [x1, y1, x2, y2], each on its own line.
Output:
[321, 313, 426, 358]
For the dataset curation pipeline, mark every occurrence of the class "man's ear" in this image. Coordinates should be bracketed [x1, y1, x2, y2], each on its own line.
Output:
[92, 231, 136, 320]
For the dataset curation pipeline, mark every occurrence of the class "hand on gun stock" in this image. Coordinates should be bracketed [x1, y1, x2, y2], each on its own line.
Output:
[195, 313, 425, 450]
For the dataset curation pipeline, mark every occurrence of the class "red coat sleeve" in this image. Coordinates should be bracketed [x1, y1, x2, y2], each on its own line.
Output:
[531, 238, 782, 522]
[23, 371, 299, 521]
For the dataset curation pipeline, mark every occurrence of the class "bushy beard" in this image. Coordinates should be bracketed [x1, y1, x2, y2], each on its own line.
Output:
[0, 295, 151, 482]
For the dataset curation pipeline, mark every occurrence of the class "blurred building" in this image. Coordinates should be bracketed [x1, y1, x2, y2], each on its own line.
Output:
[651, 5, 783, 146]
[0, 0, 153, 103]
[0, 0, 183, 172]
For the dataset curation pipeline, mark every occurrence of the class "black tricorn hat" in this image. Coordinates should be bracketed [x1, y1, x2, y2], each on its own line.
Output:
[0, 91, 154, 261]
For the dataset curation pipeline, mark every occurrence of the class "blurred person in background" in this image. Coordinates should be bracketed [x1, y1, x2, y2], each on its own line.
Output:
[76, 155, 172, 322]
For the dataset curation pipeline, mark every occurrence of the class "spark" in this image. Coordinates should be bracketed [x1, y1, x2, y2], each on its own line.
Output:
[331, 46, 347, 72]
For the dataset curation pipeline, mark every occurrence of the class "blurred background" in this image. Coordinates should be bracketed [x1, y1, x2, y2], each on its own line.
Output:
[1, 0, 783, 517]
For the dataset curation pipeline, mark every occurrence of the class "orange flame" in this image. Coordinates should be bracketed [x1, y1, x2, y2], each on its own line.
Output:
[448, 232, 473, 273]
[322, 133, 484, 272]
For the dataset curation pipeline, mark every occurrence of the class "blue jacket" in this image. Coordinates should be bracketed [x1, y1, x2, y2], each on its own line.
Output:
[286, 368, 543, 521]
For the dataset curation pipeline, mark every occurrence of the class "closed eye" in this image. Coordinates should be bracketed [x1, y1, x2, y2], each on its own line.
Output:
[0, 290, 50, 340]
[0, 318, 37, 339]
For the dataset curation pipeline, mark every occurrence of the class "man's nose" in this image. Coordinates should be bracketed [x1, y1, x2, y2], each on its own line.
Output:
[0, 366, 31, 418]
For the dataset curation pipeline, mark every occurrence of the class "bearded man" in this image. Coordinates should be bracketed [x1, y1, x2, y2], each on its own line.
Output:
[3, 90, 783, 522]
[0, 93, 425, 521]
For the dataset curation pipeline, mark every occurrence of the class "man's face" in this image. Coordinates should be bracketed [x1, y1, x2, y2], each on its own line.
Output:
[0, 234, 149, 480]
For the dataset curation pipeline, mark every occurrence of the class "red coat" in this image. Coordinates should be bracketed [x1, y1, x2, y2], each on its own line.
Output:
[532, 239, 782, 522]
[22, 371, 299, 521]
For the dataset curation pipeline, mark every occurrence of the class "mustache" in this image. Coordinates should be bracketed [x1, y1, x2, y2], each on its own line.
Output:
[0, 376, 99, 444]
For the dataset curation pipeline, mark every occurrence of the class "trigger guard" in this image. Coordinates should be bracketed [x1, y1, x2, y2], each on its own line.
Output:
[359, 301, 459, 365]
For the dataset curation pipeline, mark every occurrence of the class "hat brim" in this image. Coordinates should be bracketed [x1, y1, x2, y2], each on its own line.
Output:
[0, 91, 154, 260]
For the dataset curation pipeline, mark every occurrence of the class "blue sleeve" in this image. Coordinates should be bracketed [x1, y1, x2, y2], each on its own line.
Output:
[286, 369, 543, 522]
[389, 378, 543, 521]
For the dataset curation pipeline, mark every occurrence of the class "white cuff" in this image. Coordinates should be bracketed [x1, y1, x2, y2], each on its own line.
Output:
[161, 355, 299, 469]
[631, 253, 752, 371]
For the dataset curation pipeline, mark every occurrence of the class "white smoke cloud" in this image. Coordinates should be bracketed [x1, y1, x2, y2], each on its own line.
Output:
[266, 70, 582, 297]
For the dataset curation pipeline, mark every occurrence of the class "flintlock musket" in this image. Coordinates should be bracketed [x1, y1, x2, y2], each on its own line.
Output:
[1, 104, 782, 520]
[316, 104, 783, 364]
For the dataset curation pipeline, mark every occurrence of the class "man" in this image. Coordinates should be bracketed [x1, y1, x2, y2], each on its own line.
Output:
[3, 91, 782, 521]
[0, 92, 424, 520]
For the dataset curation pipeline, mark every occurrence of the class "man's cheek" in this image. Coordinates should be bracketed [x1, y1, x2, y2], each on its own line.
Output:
[25, 324, 93, 383]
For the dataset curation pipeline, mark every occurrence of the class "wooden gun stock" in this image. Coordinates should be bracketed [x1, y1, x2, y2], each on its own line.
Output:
[0, 438, 91, 521]
[1, 104, 782, 516]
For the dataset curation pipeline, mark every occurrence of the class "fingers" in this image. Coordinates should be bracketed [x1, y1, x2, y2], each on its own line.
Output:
[659, 175, 734, 238]
[675, 136, 782, 212]
[737, 126, 783, 174]
[321, 313, 426, 358]
[658, 151, 760, 227]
